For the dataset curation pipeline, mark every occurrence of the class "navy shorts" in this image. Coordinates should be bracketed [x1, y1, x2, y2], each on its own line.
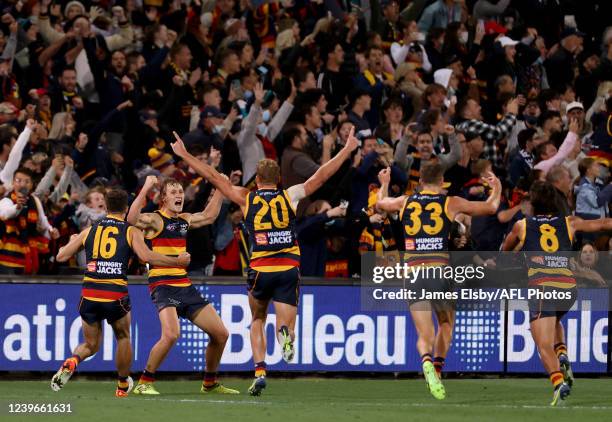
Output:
[151, 285, 210, 320]
[79, 296, 131, 324]
[247, 267, 300, 306]
[528, 286, 577, 322]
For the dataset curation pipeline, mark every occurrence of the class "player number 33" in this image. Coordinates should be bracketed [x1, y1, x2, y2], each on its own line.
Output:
[404, 201, 444, 236]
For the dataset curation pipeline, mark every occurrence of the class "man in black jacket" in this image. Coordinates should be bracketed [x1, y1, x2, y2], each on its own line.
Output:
[544, 28, 585, 92]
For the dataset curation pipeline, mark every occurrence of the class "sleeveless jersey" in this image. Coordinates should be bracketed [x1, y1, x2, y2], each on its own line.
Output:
[82, 216, 133, 302]
[520, 215, 575, 288]
[244, 189, 300, 272]
[400, 190, 452, 266]
[146, 211, 190, 291]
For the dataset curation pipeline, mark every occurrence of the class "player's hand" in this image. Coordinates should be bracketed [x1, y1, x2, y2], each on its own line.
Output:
[143, 175, 158, 191]
[171, 132, 188, 157]
[369, 213, 384, 224]
[177, 252, 191, 267]
[50, 227, 60, 240]
[481, 171, 501, 192]
[378, 167, 391, 185]
[344, 126, 359, 153]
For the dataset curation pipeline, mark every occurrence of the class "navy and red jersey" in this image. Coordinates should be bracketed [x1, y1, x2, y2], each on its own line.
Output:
[146, 211, 190, 291]
[244, 189, 300, 272]
[82, 216, 133, 302]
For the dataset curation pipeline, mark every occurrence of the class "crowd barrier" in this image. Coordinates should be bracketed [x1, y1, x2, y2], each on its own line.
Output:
[0, 277, 609, 373]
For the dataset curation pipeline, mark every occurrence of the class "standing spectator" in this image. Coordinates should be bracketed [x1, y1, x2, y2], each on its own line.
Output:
[544, 28, 585, 92]
[354, 46, 394, 128]
[417, 0, 462, 33]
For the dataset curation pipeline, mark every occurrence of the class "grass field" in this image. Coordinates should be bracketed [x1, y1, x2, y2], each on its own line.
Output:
[1, 378, 611, 422]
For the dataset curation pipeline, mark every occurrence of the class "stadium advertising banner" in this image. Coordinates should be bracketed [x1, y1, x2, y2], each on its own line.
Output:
[0, 284, 607, 373]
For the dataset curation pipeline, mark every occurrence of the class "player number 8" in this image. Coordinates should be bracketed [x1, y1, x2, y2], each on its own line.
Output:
[539, 223, 559, 252]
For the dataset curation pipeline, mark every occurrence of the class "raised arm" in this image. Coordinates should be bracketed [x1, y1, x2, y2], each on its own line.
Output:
[127, 175, 158, 225]
[303, 126, 359, 196]
[129, 227, 191, 267]
[57, 228, 89, 262]
[188, 186, 225, 229]
[172, 132, 249, 207]
[534, 119, 579, 173]
[447, 172, 502, 219]
[569, 216, 612, 237]
[0, 120, 33, 186]
[502, 219, 525, 252]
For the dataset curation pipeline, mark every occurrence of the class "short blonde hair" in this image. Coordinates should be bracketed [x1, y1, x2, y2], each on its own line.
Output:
[256, 159, 280, 185]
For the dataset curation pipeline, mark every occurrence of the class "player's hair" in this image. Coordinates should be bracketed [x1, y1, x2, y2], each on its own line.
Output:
[256, 159, 280, 185]
[420, 162, 444, 185]
[160, 178, 183, 200]
[529, 181, 559, 215]
[104, 188, 128, 214]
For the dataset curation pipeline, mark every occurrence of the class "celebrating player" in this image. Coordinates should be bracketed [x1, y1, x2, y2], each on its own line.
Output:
[127, 175, 238, 395]
[376, 162, 501, 400]
[170, 127, 358, 396]
[50, 188, 190, 397]
[502, 181, 612, 406]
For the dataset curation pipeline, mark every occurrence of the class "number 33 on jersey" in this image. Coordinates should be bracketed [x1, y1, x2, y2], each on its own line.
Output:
[400, 190, 452, 252]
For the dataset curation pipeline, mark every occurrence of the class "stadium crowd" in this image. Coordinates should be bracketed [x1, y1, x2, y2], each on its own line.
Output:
[0, 0, 610, 281]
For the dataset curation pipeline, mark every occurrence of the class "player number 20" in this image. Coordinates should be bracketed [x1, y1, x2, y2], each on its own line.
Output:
[253, 196, 289, 230]
[404, 202, 444, 236]
[91, 226, 119, 259]
[539, 223, 559, 252]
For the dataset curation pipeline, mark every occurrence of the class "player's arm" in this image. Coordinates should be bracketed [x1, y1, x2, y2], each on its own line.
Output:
[56, 228, 89, 262]
[303, 126, 359, 196]
[447, 172, 502, 220]
[127, 175, 158, 225]
[129, 227, 191, 267]
[568, 216, 612, 237]
[376, 196, 407, 213]
[171, 132, 248, 207]
[501, 219, 525, 251]
[187, 187, 225, 229]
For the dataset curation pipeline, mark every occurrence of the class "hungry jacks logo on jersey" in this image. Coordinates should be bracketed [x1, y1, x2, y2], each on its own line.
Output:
[255, 233, 268, 245]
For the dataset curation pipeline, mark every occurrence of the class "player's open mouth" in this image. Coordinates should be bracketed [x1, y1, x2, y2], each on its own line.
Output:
[175, 200, 182, 206]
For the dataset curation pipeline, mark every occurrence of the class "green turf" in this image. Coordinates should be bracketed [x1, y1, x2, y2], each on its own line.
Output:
[1, 378, 611, 422]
